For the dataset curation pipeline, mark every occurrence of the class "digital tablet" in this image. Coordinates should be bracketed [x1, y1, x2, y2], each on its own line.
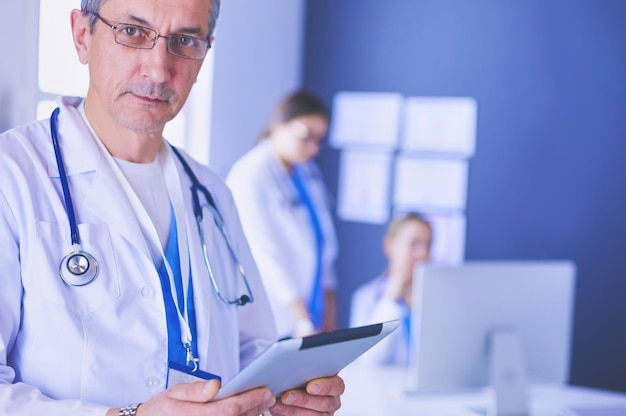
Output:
[213, 320, 399, 400]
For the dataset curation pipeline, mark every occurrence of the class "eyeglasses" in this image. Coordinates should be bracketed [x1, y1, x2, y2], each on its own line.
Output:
[291, 120, 326, 146]
[91, 13, 210, 60]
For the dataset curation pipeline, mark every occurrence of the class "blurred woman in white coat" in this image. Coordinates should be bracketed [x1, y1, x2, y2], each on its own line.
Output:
[227, 90, 338, 338]
[350, 213, 432, 366]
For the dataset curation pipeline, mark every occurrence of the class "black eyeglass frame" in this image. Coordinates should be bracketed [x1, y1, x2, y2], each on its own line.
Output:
[90, 12, 211, 60]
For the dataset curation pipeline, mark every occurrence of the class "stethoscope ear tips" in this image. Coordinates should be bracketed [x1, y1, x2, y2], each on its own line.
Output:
[60, 251, 99, 286]
[238, 295, 251, 306]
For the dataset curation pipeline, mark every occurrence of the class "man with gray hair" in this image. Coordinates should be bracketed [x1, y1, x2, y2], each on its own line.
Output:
[0, 0, 344, 415]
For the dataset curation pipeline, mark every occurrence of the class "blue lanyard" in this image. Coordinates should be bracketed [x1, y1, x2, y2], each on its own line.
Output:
[157, 210, 198, 367]
[290, 165, 325, 330]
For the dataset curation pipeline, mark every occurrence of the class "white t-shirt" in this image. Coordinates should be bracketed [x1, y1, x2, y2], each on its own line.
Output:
[115, 155, 171, 250]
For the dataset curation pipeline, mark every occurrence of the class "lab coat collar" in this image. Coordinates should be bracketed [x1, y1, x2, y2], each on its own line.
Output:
[46, 96, 101, 178]
[49, 96, 153, 261]
[257, 140, 301, 203]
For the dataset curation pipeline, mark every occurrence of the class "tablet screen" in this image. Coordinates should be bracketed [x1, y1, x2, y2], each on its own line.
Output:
[214, 320, 399, 400]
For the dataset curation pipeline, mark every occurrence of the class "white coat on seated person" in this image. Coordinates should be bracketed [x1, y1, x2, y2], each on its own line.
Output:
[351, 213, 433, 366]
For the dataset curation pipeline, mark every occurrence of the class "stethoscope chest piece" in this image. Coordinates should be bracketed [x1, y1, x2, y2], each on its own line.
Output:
[60, 251, 99, 286]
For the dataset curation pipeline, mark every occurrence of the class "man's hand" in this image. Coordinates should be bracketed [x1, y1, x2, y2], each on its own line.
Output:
[107, 379, 276, 416]
[269, 375, 345, 415]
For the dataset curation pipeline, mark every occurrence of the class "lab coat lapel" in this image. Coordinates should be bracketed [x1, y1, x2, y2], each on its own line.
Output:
[53, 99, 153, 261]
[263, 142, 299, 207]
[83, 156, 152, 260]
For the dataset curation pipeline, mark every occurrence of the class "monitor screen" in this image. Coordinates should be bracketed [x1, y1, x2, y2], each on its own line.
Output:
[405, 261, 576, 393]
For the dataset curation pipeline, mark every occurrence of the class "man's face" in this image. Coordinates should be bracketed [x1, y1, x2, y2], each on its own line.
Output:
[79, 0, 212, 134]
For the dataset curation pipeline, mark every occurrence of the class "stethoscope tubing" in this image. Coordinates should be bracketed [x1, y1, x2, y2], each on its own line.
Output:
[49, 107, 252, 305]
[51, 107, 100, 286]
[50, 107, 81, 247]
[170, 145, 254, 306]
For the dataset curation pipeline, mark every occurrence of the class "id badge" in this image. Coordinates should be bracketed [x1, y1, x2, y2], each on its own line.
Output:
[167, 361, 221, 387]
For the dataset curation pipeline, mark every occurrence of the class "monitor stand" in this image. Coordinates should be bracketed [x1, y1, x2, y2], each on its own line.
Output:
[488, 328, 529, 416]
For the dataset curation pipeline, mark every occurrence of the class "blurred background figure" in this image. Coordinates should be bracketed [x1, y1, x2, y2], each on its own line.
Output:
[227, 89, 338, 338]
[350, 213, 432, 366]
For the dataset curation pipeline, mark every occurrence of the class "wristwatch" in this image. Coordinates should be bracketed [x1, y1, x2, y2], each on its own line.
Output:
[119, 403, 141, 416]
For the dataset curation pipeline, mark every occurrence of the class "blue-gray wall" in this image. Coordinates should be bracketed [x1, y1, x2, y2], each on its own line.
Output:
[210, 0, 306, 177]
[302, 0, 626, 392]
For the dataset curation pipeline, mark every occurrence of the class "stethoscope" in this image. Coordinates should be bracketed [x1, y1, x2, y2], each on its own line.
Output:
[50, 107, 253, 306]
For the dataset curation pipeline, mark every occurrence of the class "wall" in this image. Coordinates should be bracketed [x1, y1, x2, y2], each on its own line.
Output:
[303, 0, 626, 392]
[0, 2, 38, 131]
[209, 0, 305, 177]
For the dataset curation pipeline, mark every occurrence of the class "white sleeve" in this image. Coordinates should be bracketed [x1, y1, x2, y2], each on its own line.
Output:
[350, 280, 406, 365]
[351, 281, 405, 327]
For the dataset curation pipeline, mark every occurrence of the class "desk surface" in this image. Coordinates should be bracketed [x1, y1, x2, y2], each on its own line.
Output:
[337, 362, 626, 416]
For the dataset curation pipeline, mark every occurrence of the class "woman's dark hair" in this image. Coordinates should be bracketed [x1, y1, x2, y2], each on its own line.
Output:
[260, 89, 330, 140]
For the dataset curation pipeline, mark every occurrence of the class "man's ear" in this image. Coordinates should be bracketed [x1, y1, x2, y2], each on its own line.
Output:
[70, 9, 91, 65]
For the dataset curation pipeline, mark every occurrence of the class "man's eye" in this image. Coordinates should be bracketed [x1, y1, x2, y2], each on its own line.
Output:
[177, 36, 196, 47]
[178, 36, 198, 48]
[122, 25, 142, 37]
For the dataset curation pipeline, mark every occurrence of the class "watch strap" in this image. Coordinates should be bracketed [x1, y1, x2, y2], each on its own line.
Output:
[119, 403, 141, 416]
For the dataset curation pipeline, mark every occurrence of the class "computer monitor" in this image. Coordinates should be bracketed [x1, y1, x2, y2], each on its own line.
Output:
[405, 261, 576, 393]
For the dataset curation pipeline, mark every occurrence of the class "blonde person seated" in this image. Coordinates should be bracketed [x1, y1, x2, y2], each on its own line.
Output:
[227, 90, 338, 338]
[350, 213, 433, 366]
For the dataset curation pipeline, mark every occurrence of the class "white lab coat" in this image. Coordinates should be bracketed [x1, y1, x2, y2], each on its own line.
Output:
[0, 97, 277, 415]
[350, 274, 410, 366]
[226, 141, 338, 337]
